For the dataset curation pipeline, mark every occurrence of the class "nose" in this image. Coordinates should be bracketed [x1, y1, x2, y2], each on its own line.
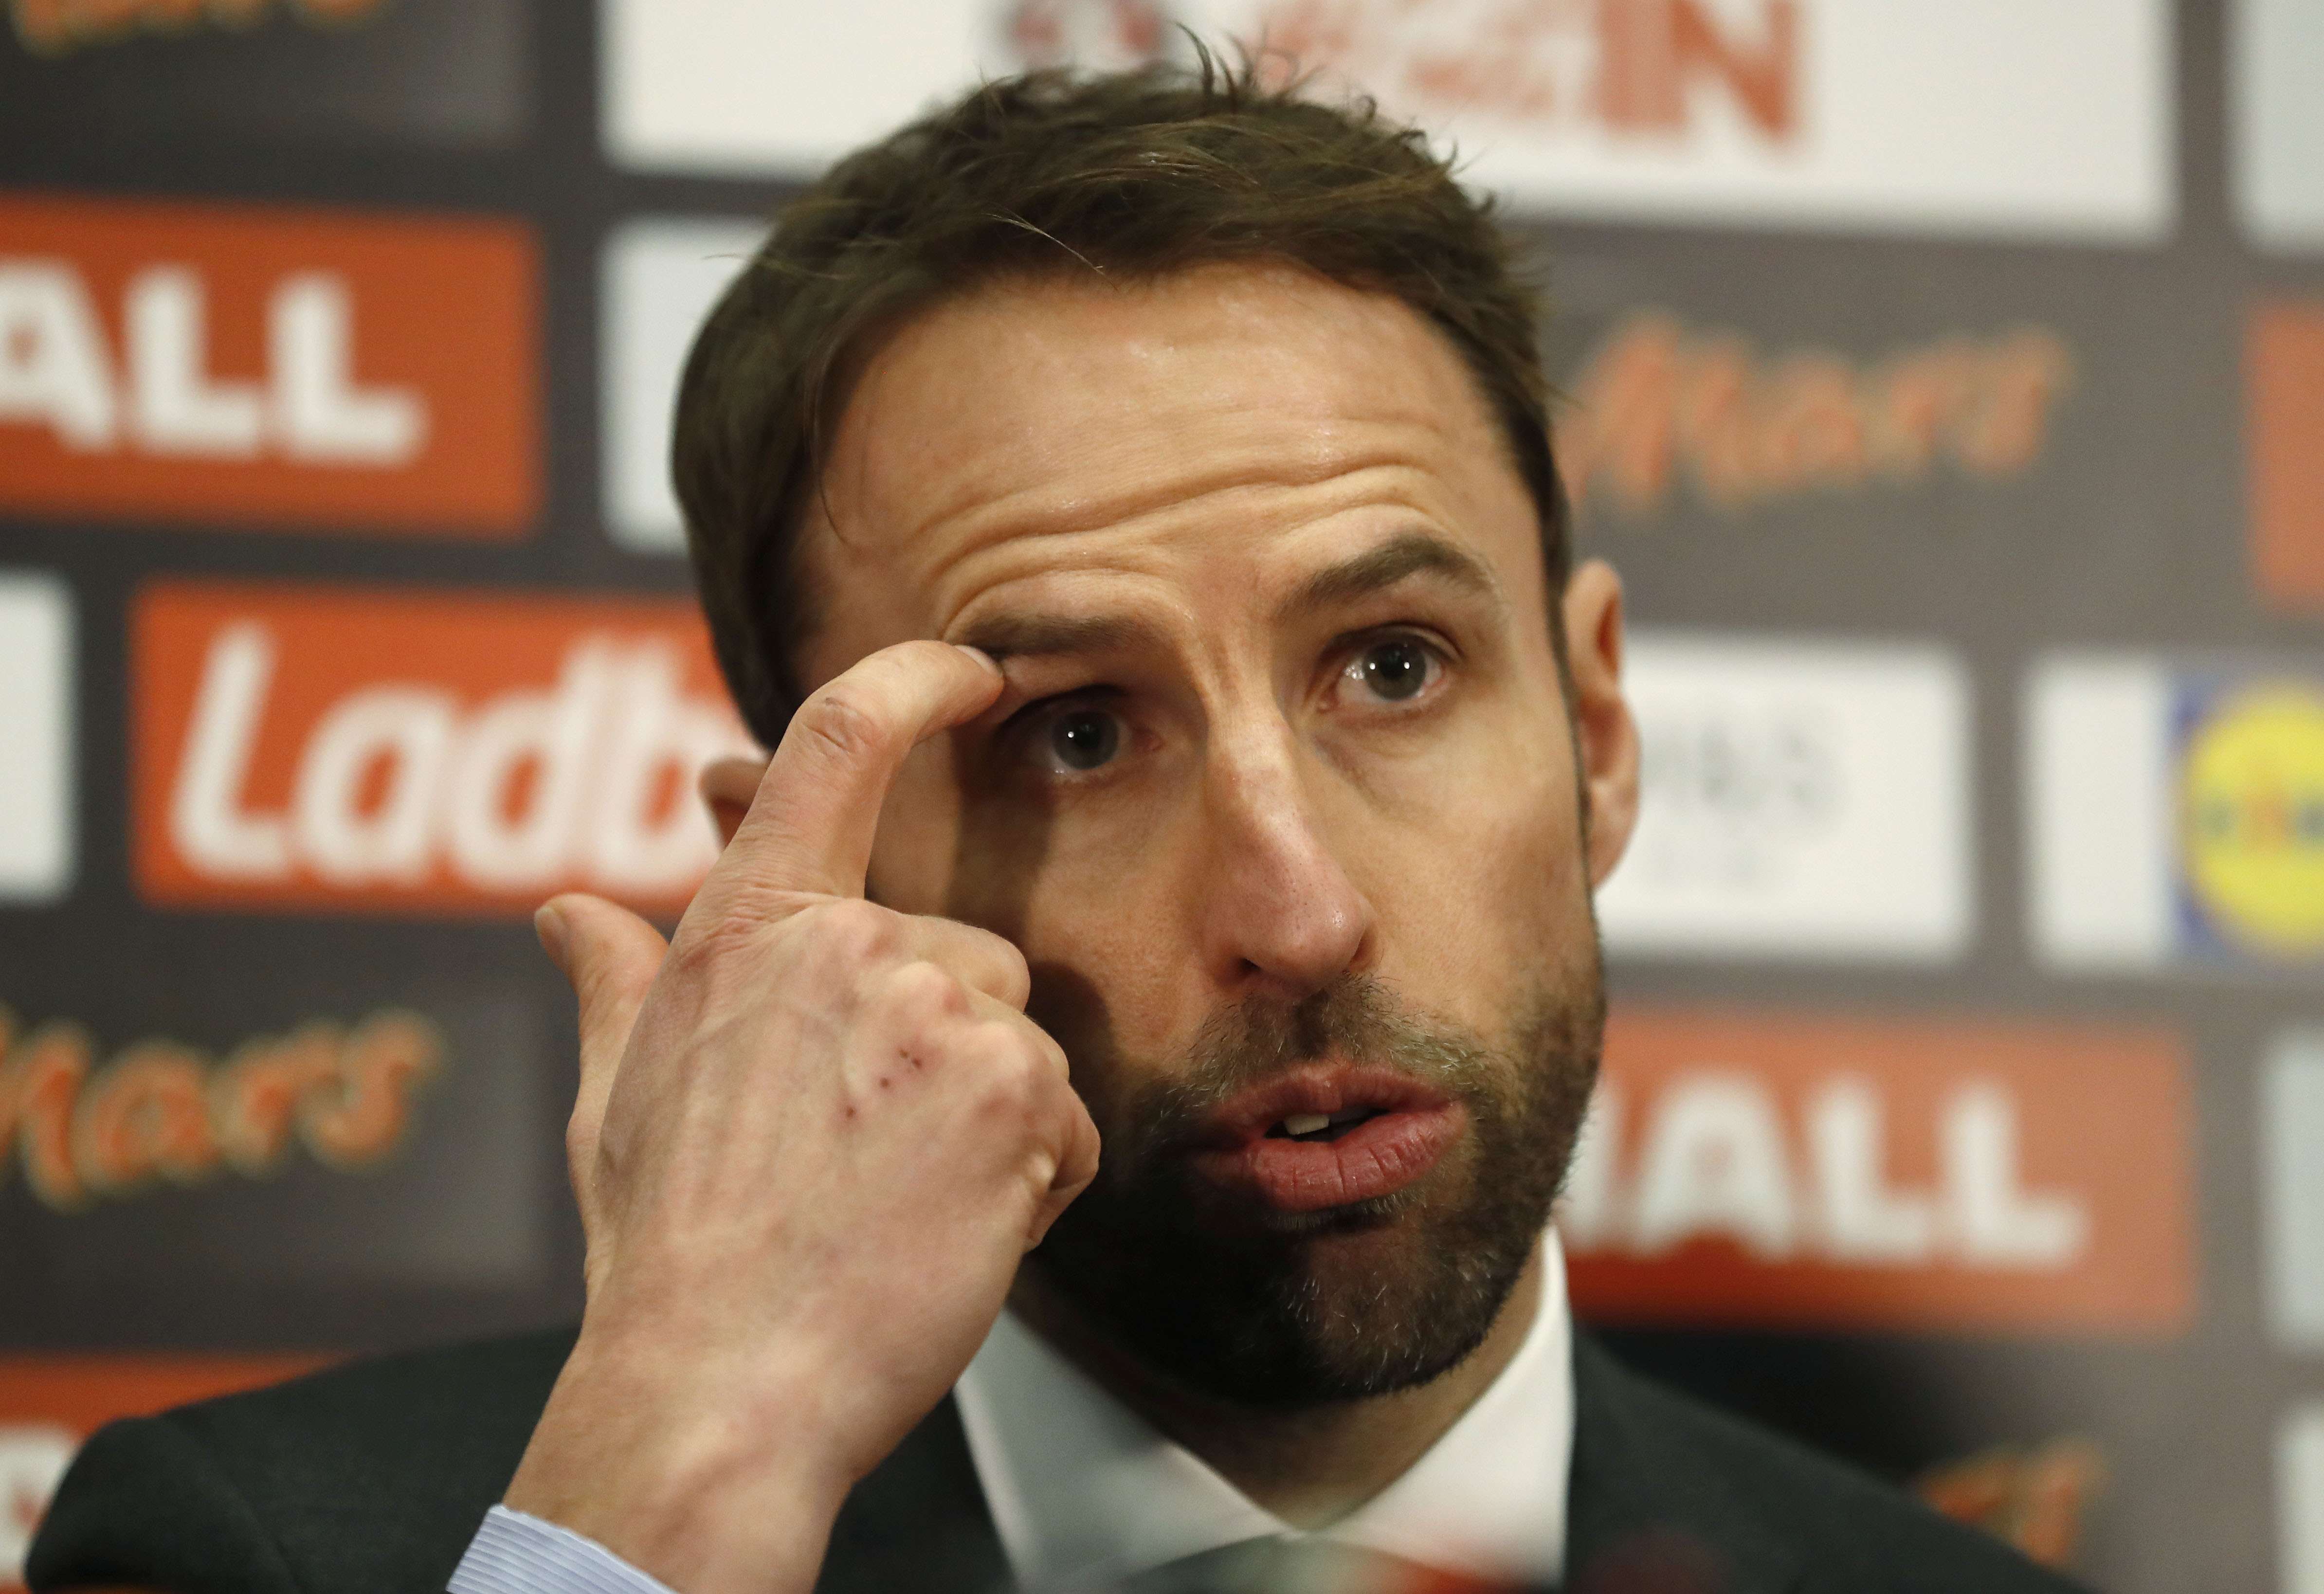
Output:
[1194, 723, 1377, 1002]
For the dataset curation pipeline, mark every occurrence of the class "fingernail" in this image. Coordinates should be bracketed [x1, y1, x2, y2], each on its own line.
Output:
[533, 903, 570, 973]
[953, 644, 1001, 676]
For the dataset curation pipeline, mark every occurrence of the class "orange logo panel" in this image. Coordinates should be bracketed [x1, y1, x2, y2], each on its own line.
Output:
[1562, 1011, 2195, 1336]
[132, 582, 754, 918]
[1, 1354, 328, 1590]
[2250, 301, 2324, 610]
[0, 194, 538, 536]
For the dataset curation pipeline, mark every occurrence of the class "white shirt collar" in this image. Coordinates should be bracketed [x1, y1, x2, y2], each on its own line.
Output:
[954, 1231, 1574, 1593]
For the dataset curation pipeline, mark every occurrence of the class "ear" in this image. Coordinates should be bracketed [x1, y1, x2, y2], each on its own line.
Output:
[698, 754, 773, 849]
[1560, 559, 1639, 890]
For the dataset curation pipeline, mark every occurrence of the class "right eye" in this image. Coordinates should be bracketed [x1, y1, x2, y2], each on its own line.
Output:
[1032, 706, 1126, 777]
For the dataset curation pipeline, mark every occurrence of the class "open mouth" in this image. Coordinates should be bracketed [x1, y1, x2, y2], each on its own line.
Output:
[1264, 1107, 1387, 1143]
[1189, 1066, 1465, 1213]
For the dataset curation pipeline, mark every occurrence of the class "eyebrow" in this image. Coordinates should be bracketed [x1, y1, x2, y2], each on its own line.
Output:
[950, 531, 1503, 663]
[951, 610, 1175, 663]
[1276, 530, 1504, 621]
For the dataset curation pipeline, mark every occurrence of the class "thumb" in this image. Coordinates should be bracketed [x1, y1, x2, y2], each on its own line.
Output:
[536, 892, 668, 1187]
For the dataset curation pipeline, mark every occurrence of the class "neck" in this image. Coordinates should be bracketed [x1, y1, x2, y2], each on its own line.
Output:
[1006, 1238, 1545, 1530]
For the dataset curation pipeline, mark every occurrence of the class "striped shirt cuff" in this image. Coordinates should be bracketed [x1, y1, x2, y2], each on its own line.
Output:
[448, 1504, 680, 1594]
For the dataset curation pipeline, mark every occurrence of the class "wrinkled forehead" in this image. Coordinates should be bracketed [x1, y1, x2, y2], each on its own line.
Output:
[798, 263, 1537, 660]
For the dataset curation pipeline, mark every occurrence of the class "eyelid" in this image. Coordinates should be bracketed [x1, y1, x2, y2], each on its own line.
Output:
[999, 682, 1126, 734]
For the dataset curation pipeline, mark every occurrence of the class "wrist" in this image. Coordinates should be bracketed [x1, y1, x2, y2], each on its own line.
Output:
[506, 1325, 855, 1594]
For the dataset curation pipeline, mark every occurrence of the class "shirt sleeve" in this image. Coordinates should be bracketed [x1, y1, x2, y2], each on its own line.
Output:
[448, 1504, 681, 1594]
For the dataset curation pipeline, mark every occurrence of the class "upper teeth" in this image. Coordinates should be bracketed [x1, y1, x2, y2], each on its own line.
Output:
[1282, 1112, 1331, 1136]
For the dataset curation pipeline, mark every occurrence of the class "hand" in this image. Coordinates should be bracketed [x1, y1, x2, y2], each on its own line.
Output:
[503, 641, 1101, 1594]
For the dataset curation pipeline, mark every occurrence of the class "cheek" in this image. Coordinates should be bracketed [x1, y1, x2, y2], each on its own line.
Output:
[1361, 713, 1587, 1024]
[927, 775, 1214, 1073]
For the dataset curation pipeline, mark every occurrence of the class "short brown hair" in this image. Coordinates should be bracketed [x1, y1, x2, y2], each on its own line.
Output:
[673, 52, 1565, 748]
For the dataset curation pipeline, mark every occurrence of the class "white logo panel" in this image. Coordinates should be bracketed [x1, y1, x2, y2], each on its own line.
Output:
[1596, 634, 1971, 961]
[0, 572, 73, 903]
[603, 0, 2171, 239]
[2233, 0, 2324, 252]
[2265, 1032, 2324, 1354]
[2021, 653, 2175, 970]
[2286, 1404, 2324, 1594]
[0, 1424, 75, 1583]
[601, 217, 770, 553]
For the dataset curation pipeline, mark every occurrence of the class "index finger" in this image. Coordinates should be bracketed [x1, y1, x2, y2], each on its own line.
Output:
[712, 639, 1003, 900]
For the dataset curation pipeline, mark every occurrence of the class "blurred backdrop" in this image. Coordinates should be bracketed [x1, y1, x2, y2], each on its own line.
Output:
[0, 1, 2318, 1590]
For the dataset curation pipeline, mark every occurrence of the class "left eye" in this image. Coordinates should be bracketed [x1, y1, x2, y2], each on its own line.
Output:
[1035, 707, 1124, 774]
[1341, 637, 1437, 703]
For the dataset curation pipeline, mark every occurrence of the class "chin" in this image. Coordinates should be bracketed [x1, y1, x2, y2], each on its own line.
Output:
[1039, 1154, 1550, 1409]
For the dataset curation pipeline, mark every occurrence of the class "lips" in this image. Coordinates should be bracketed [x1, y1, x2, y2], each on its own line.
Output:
[1186, 1064, 1465, 1214]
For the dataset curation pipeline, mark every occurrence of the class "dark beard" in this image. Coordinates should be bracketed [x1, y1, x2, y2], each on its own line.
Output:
[1027, 953, 1603, 1408]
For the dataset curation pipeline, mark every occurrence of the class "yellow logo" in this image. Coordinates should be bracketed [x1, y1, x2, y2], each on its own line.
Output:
[2179, 683, 2324, 957]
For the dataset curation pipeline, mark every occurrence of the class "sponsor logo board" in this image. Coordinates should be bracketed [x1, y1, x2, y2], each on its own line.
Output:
[1561, 1010, 2194, 1335]
[2026, 653, 2324, 972]
[10, 0, 391, 53]
[2250, 302, 2324, 610]
[133, 583, 754, 918]
[1595, 634, 1971, 961]
[1560, 312, 2073, 522]
[0, 574, 70, 904]
[0, 1001, 439, 1212]
[2265, 1032, 2324, 1355]
[604, 0, 2171, 239]
[0, 1353, 327, 1589]
[0, 0, 527, 148]
[601, 217, 767, 553]
[2288, 1404, 2324, 1594]
[2, 989, 550, 1296]
[2233, 0, 2324, 252]
[0, 195, 539, 535]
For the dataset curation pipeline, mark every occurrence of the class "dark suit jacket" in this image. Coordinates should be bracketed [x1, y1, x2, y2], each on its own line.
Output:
[28, 1326, 2088, 1594]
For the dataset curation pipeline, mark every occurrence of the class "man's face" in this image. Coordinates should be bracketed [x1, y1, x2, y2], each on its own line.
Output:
[798, 263, 1636, 1406]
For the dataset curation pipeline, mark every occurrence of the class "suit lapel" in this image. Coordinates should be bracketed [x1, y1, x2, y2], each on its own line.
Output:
[818, 1339, 1807, 1594]
[1564, 1335, 1804, 1594]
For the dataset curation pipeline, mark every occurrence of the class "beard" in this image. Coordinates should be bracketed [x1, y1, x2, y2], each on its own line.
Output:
[1027, 943, 1604, 1409]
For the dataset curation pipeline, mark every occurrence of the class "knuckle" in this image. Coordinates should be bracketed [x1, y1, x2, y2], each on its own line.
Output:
[973, 931, 1033, 1000]
[887, 958, 969, 1024]
[970, 1017, 1031, 1066]
[967, 1022, 1045, 1098]
[813, 898, 898, 964]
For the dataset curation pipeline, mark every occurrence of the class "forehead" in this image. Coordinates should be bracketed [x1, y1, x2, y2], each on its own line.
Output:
[803, 263, 1538, 662]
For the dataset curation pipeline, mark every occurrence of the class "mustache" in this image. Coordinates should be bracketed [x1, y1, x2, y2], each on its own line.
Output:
[1104, 974, 1504, 1168]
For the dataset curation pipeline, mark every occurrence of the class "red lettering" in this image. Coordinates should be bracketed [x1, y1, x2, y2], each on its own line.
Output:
[1599, 0, 1797, 138]
[213, 1022, 338, 1174]
[0, 1008, 442, 1210]
[74, 1041, 218, 1196]
[301, 1011, 441, 1167]
[1918, 1438, 2104, 1569]
[10, 0, 386, 54]
[1670, 0, 1796, 137]
[12, 1025, 90, 1210]
[1955, 329, 2074, 477]
[1560, 313, 2075, 518]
